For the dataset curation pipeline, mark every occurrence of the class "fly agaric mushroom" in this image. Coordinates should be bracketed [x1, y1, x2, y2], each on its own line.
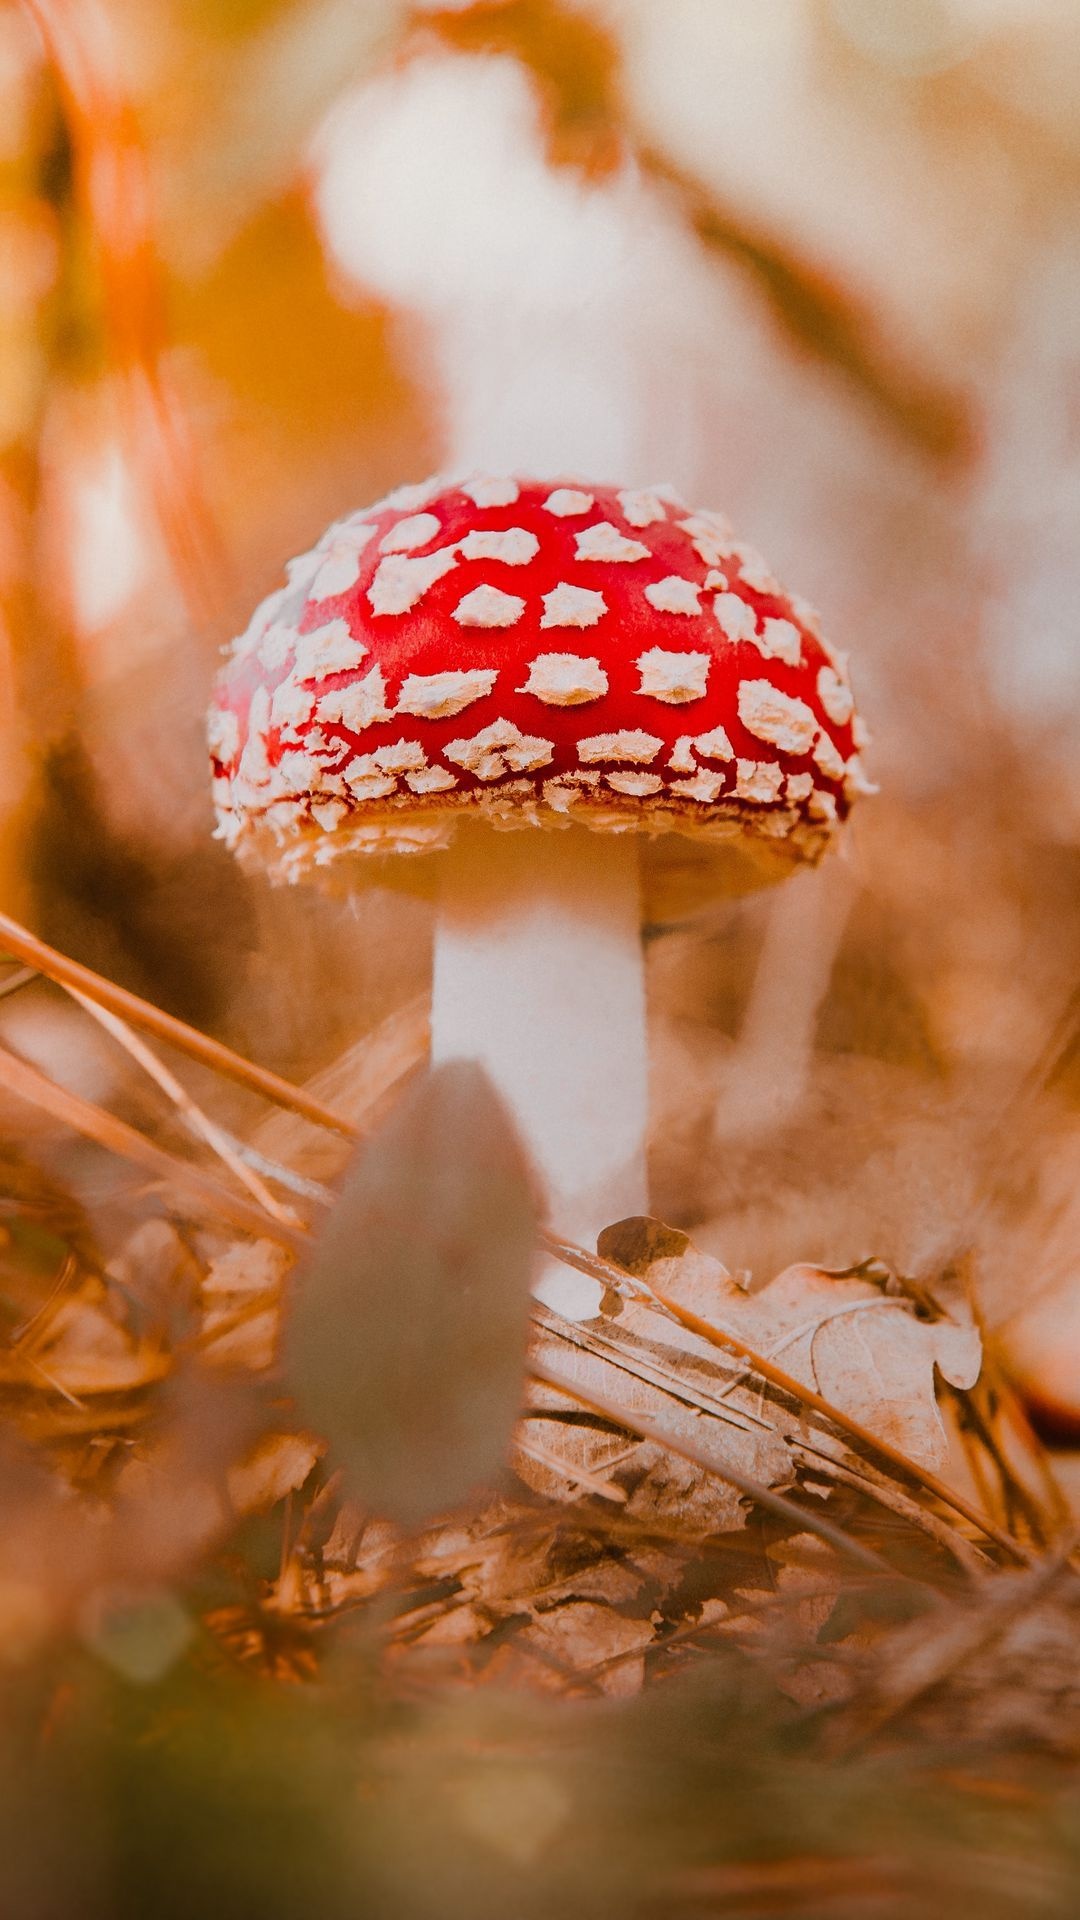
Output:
[209, 476, 871, 1305]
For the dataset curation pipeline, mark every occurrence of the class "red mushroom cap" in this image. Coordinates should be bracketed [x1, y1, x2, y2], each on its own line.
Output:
[209, 475, 872, 905]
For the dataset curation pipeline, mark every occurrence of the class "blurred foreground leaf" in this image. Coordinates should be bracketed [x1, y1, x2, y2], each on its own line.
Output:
[286, 1061, 537, 1525]
[17, 1654, 1080, 1920]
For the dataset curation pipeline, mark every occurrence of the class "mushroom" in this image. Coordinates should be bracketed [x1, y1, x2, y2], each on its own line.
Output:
[210, 476, 870, 1312]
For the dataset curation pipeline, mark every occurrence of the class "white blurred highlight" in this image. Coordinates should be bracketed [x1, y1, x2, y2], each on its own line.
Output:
[70, 441, 150, 633]
[310, 52, 707, 478]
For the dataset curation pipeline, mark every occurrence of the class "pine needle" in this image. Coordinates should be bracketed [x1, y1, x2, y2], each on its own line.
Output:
[0, 909, 355, 1136]
[0, 1039, 304, 1246]
[67, 987, 303, 1230]
[529, 1354, 896, 1578]
[512, 1434, 628, 1505]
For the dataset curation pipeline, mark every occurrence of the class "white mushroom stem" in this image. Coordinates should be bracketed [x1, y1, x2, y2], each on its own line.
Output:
[431, 826, 648, 1317]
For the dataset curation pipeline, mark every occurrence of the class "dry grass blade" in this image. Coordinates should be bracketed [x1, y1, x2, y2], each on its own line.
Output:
[513, 1434, 628, 1505]
[992, 1373, 1073, 1530]
[67, 987, 302, 1229]
[528, 1355, 894, 1578]
[250, 993, 430, 1168]
[541, 1228, 1032, 1564]
[213, 1134, 336, 1208]
[0, 967, 38, 1003]
[0, 909, 355, 1135]
[0, 1040, 303, 1246]
[838, 1531, 1080, 1752]
[949, 1371, 1056, 1546]
[794, 1450, 990, 1578]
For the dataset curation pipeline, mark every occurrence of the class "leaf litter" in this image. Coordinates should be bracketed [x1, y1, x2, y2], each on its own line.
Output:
[0, 923, 1079, 1915]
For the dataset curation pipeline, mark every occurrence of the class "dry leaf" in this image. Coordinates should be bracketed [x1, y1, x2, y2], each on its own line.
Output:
[599, 1220, 981, 1470]
[4, 1279, 170, 1401]
[520, 1306, 795, 1536]
[517, 1601, 655, 1695]
[226, 1431, 323, 1517]
[200, 1237, 292, 1371]
[285, 1062, 538, 1526]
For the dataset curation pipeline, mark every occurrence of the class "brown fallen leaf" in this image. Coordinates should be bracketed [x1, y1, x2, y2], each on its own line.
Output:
[517, 1303, 795, 1536]
[4, 1279, 171, 1402]
[226, 1430, 323, 1517]
[598, 1221, 981, 1472]
[199, 1237, 292, 1371]
[516, 1600, 656, 1696]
